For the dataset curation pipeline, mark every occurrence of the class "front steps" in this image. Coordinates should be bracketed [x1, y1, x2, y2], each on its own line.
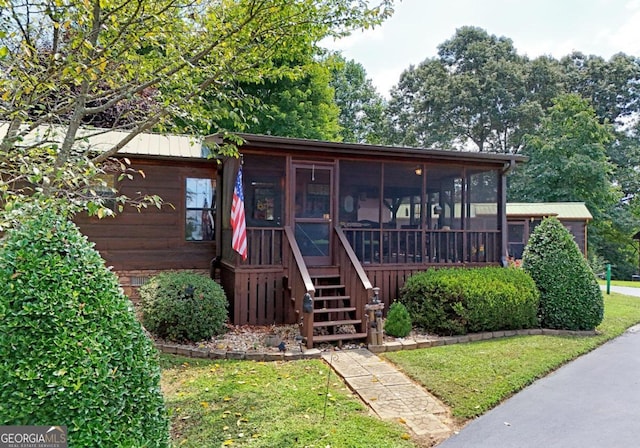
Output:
[309, 271, 367, 346]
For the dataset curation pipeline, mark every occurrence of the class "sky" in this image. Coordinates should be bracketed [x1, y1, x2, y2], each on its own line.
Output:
[323, 0, 640, 97]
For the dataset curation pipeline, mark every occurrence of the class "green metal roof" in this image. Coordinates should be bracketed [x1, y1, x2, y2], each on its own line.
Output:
[506, 202, 592, 220]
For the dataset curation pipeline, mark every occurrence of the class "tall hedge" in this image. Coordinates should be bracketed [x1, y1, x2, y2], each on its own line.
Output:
[400, 267, 539, 335]
[522, 217, 603, 330]
[0, 211, 169, 447]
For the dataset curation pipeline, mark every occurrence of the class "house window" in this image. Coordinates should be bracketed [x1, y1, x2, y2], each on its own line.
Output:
[185, 178, 215, 241]
[92, 174, 118, 211]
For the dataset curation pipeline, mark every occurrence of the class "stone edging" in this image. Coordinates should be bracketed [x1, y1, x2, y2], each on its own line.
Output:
[155, 328, 597, 361]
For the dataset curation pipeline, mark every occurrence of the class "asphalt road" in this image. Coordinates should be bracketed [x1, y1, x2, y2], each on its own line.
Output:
[438, 286, 640, 448]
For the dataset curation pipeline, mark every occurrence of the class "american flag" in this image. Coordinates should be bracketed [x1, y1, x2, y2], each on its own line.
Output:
[231, 165, 247, 260]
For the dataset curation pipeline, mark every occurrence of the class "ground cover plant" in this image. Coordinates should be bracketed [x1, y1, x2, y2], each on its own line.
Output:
[384, 292, 640, 420]
[0, 210, 169, 446]
[161, 357, 415, 447]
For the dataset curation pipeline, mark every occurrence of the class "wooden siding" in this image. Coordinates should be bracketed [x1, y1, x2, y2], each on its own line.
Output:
[75, 158, 217, 272]
[220, 263, 292, 326]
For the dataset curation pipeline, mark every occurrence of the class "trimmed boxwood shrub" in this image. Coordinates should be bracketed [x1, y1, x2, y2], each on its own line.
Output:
[522, 217, 603, 330]
[140, 271, 228, 342]
[0, 210, 169, 447]
[399, 267, 540, 335]
[384, 301, 412, 338]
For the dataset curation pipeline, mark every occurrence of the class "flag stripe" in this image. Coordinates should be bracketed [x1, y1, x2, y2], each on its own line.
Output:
[231, 166, 248, 260]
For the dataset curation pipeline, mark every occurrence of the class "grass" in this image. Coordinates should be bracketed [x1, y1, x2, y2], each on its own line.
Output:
[384, 292, 640, 421]
[598, 279, 640, 288]
[160, 356, 415, 447]
[160, 292, 640, 446]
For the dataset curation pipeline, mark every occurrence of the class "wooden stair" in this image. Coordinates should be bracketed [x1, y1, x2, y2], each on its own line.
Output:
[309, 271, 367, 346]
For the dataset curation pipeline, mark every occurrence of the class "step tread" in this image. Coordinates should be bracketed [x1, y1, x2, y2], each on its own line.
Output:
[314, 284, 346, 290]
[314, 307, 356, 313]
[313, 295, 351, 301]
[313, 319, 362, 327]
[313, 332, 368, 343]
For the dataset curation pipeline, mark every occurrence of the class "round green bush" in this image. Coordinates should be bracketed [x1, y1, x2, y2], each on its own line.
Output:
[384, 301, 412, 338]
[0, 210, 169, 447]
[140, 271, 228, 342]
[522, 217, 603, 330]
[400, 267, 539, 335]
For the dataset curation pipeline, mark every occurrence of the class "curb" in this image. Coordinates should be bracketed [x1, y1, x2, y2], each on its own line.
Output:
[155, 328, 598, 360]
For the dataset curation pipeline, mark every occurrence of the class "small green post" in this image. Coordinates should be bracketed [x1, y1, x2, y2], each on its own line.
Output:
[606, 263, 611, 295]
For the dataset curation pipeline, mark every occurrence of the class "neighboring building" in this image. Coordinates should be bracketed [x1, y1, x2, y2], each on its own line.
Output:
[74, 131, 525, 346]
[506, 202, 592, 259]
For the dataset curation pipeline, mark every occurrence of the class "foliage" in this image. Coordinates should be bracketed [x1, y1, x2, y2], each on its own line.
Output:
[522, 217, 604, 330]
[161, 357, 414, 447]
[140, 271, 228, 342]
[385, 26, 539, 152]
[400, 267, 539, 335]
[232, 58, 342, 140]
[509, 94, 617, 210]
[328, 53, 386, 143]
[385, 292, 640, 419]
[559, 52, 640, 126]
[0, 0, 394, 226]
[0, 208, 168, 446]
[384, 301, 412, 338]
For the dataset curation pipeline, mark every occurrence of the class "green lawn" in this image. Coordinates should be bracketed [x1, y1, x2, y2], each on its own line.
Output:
[384, 292, 640, 421]
[160, 356, 414, 447]
[598, 279, 640, 288]
[160, 292, 640, 445]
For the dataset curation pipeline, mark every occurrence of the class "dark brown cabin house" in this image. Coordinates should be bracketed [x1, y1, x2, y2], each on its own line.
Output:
[76, 131, 524, 347]
[211, 134, 523, 347]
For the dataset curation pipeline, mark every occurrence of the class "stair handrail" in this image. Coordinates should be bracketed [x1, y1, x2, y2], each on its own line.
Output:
[333, 226, 374, 339]
[334, 226, 372, 290]
[283, 226, 315, 346]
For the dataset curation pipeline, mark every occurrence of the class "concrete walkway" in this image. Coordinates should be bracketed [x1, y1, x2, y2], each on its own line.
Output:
[322, 348, 453, 444]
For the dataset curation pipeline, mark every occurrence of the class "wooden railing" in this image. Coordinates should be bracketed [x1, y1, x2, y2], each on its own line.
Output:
[283, 226, 315, 346]
[342, 228, 501, 265]
[246, 227, 283, 265]
[333, 226, 373, 331]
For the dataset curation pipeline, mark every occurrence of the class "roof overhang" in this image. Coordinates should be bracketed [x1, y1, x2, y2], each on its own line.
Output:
[205, 133, 527, 166]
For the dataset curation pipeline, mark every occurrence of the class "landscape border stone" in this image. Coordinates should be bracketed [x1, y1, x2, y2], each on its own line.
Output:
[155, 328, 598, 361]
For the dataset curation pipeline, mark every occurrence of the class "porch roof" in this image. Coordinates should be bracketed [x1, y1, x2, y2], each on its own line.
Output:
[206, 133, 526, 166]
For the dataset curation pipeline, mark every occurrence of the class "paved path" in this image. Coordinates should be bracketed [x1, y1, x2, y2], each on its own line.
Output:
[438, 323, 640, 448]
[602, 284, 640, 297]
[321, 348, 453, 444]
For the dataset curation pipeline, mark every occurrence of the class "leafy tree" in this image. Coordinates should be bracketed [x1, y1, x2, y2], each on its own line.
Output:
[509, 94, 617, 211]
[328, 53, 386, 143]
[560, 52, 640, 125]
[233, 58, 341, 140]
[509, 94, 627, 273]
[385, 26, 536, 152]
[0, 0, 394, 227]
[522, 217, 603, 331]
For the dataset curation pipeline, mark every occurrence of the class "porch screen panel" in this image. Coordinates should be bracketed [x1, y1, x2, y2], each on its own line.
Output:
[339, 161, 381, 263]
[383, 163, 424, 263]
[427, 166, 464, 263]
[243, 155, 285, 227]
[468, 169, 499, 230]
[467, 169, 499, 262]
